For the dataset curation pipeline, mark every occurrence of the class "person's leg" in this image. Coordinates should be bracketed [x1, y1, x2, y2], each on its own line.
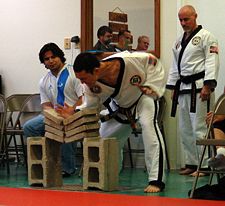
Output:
[61, 142, 77, 175]
[208, 127, 225, 169]
[137, 96, 166, 193]
[178, 94, 198, 174]
[23, 114, 45, 138]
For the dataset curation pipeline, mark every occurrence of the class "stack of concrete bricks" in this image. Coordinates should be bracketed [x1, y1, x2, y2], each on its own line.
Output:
[27, 137, 62, 187]
[83, 137, 119, 191]
[27, 107, 100, 187]
[44, 107, 100, 143]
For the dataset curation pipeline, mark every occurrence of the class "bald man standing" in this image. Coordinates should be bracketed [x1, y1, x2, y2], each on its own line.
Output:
[166, 5, 219, 176]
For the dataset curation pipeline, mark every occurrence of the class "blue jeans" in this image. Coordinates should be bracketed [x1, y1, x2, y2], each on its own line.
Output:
[23, 114, 77, 174]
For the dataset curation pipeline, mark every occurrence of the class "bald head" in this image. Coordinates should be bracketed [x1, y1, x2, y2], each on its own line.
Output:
[179, 5, 196, 16]
[178, 5, 198, 33]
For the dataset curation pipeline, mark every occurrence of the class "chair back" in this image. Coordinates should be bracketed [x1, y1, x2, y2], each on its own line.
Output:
[213, 93, 225, 115]
[6, 94, 31, 127]
[15, 93, 42, 127]
[0, 94, 7, 149]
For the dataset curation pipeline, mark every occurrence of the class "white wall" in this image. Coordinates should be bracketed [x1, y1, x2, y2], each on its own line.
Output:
[0, 0, 80, 96]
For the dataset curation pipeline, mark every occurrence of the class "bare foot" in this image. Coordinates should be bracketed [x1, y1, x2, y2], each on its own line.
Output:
[190, 171, 207, 177]
[144, 185, 161, 193]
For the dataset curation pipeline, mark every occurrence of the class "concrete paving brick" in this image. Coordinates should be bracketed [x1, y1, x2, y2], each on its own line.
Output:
[63, 108, 99, 125]
[27, 137, 63, 187]
[64, 115, 99, 131]
[44, 117, 64, 130]
[45, 132, 64, 143]
[43, 109, 64, 125]
[45, 124, 64, 137]
[65, 123, 100, 137]
[64, 131, 99, 143]
[83, 137, 119, 191]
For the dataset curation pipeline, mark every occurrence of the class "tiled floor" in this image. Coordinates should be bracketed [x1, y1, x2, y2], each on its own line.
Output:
[0, 163, 211, 199]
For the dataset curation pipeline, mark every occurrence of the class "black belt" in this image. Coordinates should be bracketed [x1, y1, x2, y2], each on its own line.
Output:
[101, 94, 143, 136]
[171, 71, 205, 117]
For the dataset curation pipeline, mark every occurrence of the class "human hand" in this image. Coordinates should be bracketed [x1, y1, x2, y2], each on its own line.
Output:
[137, 85, 158, 98]
[206, 111, 225, 125]
[200, 85, 211, 101]
[55, 103, 75, 119]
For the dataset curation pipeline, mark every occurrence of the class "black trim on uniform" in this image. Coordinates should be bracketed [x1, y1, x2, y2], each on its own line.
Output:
[153, 100, 165, 187]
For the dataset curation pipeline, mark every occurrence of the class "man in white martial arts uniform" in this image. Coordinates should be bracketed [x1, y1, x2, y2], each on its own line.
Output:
[72, 51, 167, 193]
[166, 5, 219, 176]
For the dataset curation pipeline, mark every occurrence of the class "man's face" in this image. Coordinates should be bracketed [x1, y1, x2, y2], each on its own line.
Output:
[138, 38, 149, 50]
[75, 70, 97, 88]
[123, 31, 132, 44]
[101, 32, 113, 45]
[43, 51, 63, 72]
[178, 10, 197, 33]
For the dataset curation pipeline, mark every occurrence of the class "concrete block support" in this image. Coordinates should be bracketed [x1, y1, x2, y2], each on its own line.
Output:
[83, 137, 119, 191]
[27, 137, 62, 187]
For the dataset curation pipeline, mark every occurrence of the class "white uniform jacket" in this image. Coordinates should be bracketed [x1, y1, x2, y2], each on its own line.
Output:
[84, 51, 167, 109]
[167, 25, 219, 92]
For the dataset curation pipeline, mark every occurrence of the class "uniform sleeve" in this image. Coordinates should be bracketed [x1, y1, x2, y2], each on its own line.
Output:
[76, 84, 101, 110]
[166, 43, 180, 90]
[142, 54, 168, 97]
[203, 32, 219, 88]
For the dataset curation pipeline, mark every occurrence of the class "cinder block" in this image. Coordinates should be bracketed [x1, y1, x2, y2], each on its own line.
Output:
[83, 137, 119, 191]
[27, 137, 63, 187]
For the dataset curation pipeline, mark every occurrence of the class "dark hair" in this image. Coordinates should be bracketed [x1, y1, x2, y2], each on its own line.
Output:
[73, 53, 100, 74]
[39, 42, 66, 63]
[118, 29, 131, 38]
[97, 26, 112, 38]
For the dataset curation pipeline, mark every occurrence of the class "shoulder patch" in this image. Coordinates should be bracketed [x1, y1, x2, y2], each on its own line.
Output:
[90, 85, 102, 93]
[130, 75, 142, 85]
[210, 46, 219, 54]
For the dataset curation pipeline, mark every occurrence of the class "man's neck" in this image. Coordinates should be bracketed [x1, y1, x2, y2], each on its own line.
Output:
[51, 63, 65, 77]
[98, 60, 120, 87]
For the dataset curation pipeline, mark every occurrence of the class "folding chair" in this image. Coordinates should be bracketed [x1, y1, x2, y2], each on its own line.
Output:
[0, 95, 8, 173]
[5, 94, 31, 165]
[5, 94, 42, 170]
[190, 93, 225, 198]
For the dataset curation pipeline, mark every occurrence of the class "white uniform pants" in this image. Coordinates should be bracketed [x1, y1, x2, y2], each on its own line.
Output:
[178, 93, 214, 167]
[100, 95, 166, 185]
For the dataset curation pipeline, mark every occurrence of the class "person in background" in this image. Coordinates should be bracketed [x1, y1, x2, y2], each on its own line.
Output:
[93, 25, 116, 52]
[115, 29, 132, 52]
[206, 112, 225, 169]
[23, 42, 83, 177]
[136, 35, 150, 51]
[166, 5, 219, 176]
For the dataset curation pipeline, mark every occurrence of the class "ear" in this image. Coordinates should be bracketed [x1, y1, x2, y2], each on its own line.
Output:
[93, 67, 100, 77]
